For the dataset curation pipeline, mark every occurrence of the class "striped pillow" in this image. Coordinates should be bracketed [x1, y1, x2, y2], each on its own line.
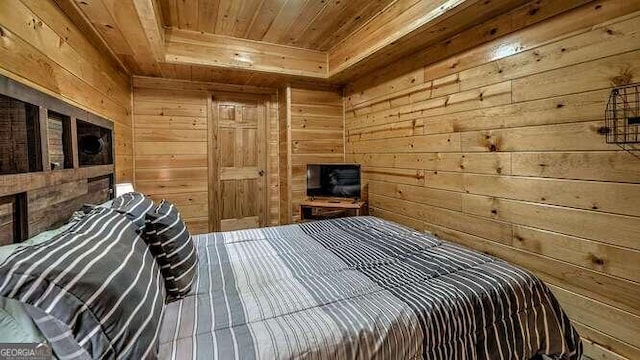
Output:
[144, 200, 197, 298]
[0, 207, 166, 359]
[111, 192, 155, 231]
[24, 306, 91, 360]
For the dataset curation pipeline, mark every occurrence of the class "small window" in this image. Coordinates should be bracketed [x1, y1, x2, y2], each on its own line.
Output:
[47, 110, 73, 170]
[77, 120, 113, 167]
[0, 94, 42, 174]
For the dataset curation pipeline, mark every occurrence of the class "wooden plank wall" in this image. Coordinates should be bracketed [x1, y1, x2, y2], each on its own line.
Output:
[0, 96, 33, 174]
[0, 165, 114, 243]
[132, 77, 280, 234]
[281, 87, 345, 222]
[344, 5, 640, 360]
[278, 86, 291, 224]
[0, 196, 14, 245]
[133, 81, 210, 234]
[27, 174, 112, 236]
[47, 114, 66, 170]
[267, 92, 280, 226]
[0, 0, 133, 182]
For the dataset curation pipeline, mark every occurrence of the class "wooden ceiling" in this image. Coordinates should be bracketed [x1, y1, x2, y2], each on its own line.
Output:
[56, 0, 598, 87]
[158, 0, 396, 51]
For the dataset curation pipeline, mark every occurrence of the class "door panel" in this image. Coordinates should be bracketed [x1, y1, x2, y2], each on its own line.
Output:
[212, 94, 267, 232]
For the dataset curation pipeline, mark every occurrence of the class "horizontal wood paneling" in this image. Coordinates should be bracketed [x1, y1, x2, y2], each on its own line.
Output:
[28, 175, 112, 236]
[0, 0, 132, 181]
[279, 87, 344, 222]
[462, 174, 640, 217]
[345, 5, 640, 359]
[133, 82, 209, 234]
[165, 28, 328, 78]
[328, 0, 538, 78]
[511, 151, 640, 183]
[133, 77, 280, 233]
[344, 0, 640, 106]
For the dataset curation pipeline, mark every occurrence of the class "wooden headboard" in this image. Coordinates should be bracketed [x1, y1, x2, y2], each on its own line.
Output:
[0, 75, 114, 245]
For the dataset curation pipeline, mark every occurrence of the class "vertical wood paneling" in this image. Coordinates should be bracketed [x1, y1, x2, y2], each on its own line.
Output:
[345, 7, 640, 360]
[267, 93, 280, 226]
[278, 86, 291, 224]
[0, 0, 133, 182]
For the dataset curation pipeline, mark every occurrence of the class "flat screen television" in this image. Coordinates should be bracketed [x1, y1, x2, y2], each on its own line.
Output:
[306, 164, 361, 199]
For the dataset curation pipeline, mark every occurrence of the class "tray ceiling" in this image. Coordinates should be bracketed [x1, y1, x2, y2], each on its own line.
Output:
[158, 0, 397, 52]
[57, 0, 596, 87]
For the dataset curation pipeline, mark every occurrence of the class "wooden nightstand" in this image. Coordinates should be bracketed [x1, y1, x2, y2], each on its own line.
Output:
[300, 199, 368, 222]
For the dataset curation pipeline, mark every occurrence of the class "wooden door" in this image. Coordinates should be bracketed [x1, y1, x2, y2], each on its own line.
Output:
[211, 93, 267, 232]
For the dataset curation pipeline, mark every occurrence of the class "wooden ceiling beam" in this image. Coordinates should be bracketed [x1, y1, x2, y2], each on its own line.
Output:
[327, 0, 533, 80]
[340, 0, 599, 85]
[329, 0, 476, 76]
[67, 0, 162, 76]
[132, 0, 165, 62]
[164, 29, 328, 78]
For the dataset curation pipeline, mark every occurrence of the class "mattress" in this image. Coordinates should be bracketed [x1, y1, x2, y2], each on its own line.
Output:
[158, 216, 581, 359]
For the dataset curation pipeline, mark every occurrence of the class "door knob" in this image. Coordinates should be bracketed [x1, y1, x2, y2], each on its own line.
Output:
[258, 170, 265, 176]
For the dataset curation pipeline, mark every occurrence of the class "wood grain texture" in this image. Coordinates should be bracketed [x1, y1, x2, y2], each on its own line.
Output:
[132, 0, 165, 62]
[0, 196, 16, 245]
[57, 0, 603, 88]
[344, 0, 640, 106]
[165, 28, 328, 78]
[211, 93, 268, 232]
[28, 175, 112, 236]
[329, 0, 601, 81]
[0, 165, 114, 245]
[344, 6, 640, 359]
[0, 0, 132, 182]
[67, 0, 330, 88]
[279, 87, 345, 222]
[0, 168, 113, 243]
[329, 0, 528, 77]
[266, 93, 280, 226]
[69, 0, 162, 76]
[159, 0, 394, 51]
[133, 77, 280, 233]
[278, 85, 292, 224]
[133, 80, 208, 234]
[157, 56, 343, 88]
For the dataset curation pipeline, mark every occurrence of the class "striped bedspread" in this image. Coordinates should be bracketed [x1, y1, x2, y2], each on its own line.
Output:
[158, 216, 581, 360]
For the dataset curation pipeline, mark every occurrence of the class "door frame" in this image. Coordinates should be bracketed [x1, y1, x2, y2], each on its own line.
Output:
[208, 92, 269, 232]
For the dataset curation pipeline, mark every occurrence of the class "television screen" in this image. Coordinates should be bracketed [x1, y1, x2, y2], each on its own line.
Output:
[306, 164, 361, 199]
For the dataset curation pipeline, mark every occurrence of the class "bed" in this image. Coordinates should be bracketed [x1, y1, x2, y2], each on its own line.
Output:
[157, 216, 581, 360]
[0, 188, 582, 359]
[0, 74, 581, 359]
